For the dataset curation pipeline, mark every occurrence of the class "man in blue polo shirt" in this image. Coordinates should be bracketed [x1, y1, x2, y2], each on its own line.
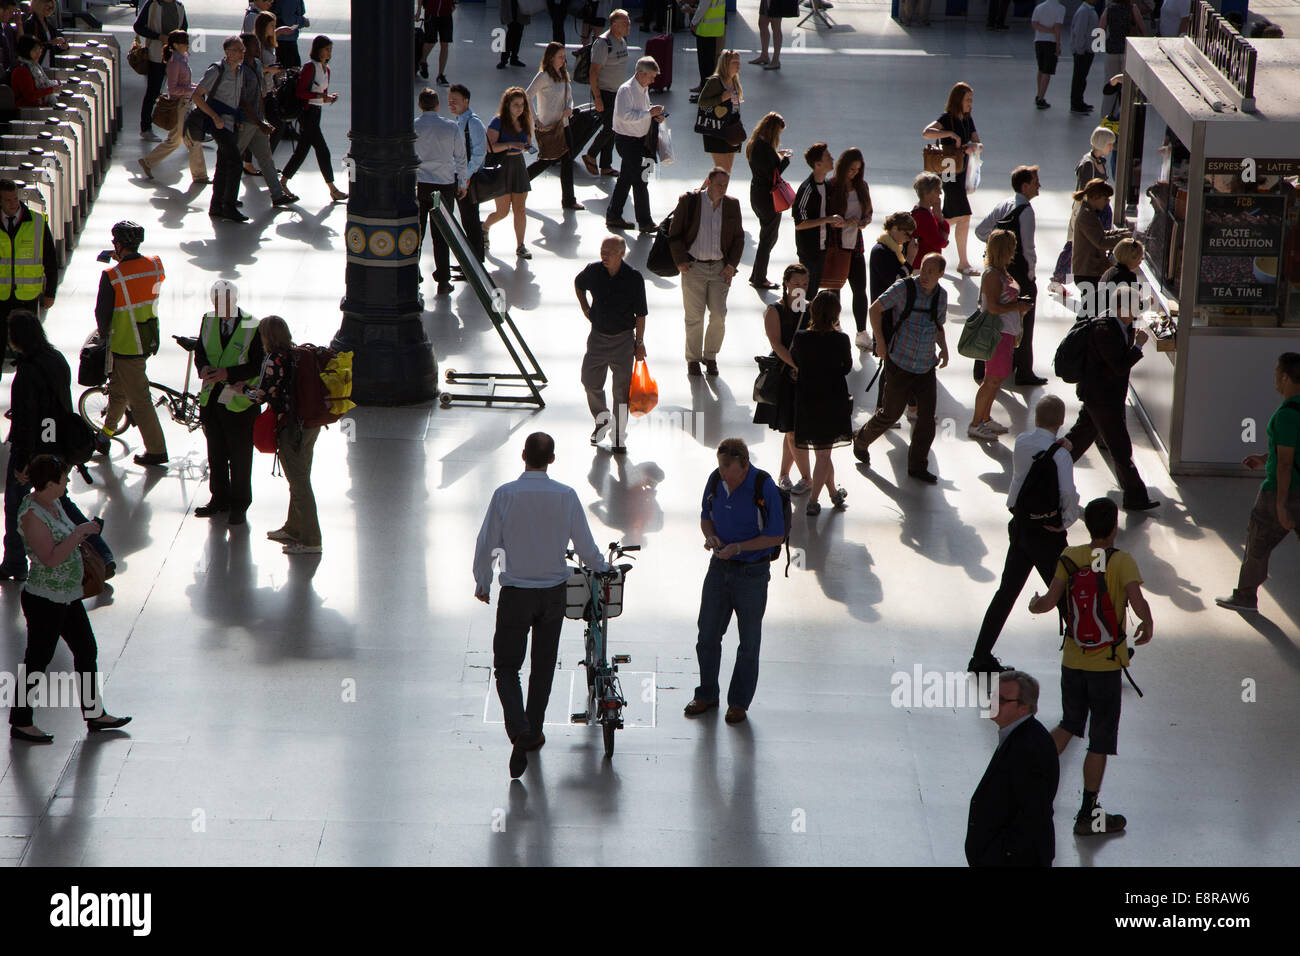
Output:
[685, 437, 785, 724]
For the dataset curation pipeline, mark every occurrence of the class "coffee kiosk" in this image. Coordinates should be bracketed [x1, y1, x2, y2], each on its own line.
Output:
[1113, 1, 1299, 475]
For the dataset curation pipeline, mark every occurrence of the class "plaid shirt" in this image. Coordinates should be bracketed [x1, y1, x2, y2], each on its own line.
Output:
[876, 277, 946, 374]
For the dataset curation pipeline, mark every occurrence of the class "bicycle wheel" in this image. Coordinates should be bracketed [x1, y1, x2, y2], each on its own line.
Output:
[79, 386, 133, 437]
[603, 718, 616, 758]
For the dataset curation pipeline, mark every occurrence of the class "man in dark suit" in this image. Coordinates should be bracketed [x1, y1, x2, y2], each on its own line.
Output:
[667, 167, 744, 377]
[966, 669, 1060, 866]
[1064, 286, 1160, 511]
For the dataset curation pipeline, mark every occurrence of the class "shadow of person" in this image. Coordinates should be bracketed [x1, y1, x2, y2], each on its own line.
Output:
[688, 376, 767, 450]
[1119, 534, 1205, 614]
[436, 412, 539, 490]
[489, 753, 554, 867]
[527, 206, 582, 261]
[185, 520, 264, 651]
[73, 454, 170, 572]
[247, 553, 356, 664]
[148, 181, 215, 232]
[273, 205, 339, 251]
[690, 710, 767, 865]
[586, 450, 664, 542]
[794, 508, 882, 623]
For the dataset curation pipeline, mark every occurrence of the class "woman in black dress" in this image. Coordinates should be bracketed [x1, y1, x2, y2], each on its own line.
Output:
[792, 291, 853, 516]
[923, 82, 981, 276]
[697, 49, 743, 175]
[754, 264, 812, 496]
[746, 111, 792, 289]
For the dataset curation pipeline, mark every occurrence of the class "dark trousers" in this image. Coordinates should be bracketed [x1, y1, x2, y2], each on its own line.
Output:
[587, 89, 617, 169]
[1071, 52, 1094, 109]
[0, 296, 25, 384]
[608, 134, 652, 226]
[1065, 398, 1150, 506]
[456, 191, 485, 262]
[500, 22, 524, 63]
[493, 583, 565, 742]
[842, 248, 868, 333]
[986, 0, 1010, 26]
[874, 313, 918, 412]
[546, 0, 567, 42]
[417, 181, 459, 282]
[696, 34, 720, 86]
[200, 399, 256, 515]
[277, 37, 302, 69]
[209, 124, 243, 214]
[641, 0, 668, 29]
[528, 150, 576, 205]
[695, 557, 770, 709]
[283, 105, 333, 183]
[854, 356, 938, 472]
[749, 191, 780, 284]
[10, 591, 100, 726]
[1074, 275, 1101, 319]
[1014, 293, 1036, 379]
[972, 518, 1068, 661]
[1237, 486, 1300, 594]
[798, 247, 823, 299]
[141, 59, 166, 132]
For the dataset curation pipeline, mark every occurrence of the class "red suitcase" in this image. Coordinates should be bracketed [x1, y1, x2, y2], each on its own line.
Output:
[646, 33, 673, 92]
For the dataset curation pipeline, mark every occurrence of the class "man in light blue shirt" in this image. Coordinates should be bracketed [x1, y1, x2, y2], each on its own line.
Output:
[414, 88, 467, 295]
[448, 83, 488, 263]
[474, 433, 608, 777]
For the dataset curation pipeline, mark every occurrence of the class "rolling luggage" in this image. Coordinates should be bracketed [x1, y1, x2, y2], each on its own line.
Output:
[567, 103, 602, 156]
[646, 33, 673, 92]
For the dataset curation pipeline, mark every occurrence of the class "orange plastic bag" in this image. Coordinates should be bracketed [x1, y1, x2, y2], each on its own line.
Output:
[628, 359, 658, 417]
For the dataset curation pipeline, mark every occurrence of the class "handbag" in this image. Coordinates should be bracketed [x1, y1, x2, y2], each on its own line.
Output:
[628, 360, 658, 417]
[923, 139, 965, 176]
[820, 243, 851, 291]
[184, 106, 213, 144]
[78, 332, 108, 387]
[152, 95, 180, 131]
[80, 540, 107, 599]
[957, 308, 1003, 361]
[771, 172, 796, 214]
[536, 121, 569, 161]
[468, 166, 506, 205]
[646, 213, 678, 277]
[753, 353, 784, 406]
[127, 38, 149, 76]
[253, 407, 278, 454]
[695, 104, 745, 147]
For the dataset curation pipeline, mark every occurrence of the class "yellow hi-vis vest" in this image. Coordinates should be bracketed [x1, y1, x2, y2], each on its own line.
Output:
[198, 310, 261, 413]
[106, 255, 165, 356]
[0, 213, 46, 301]
[696, 0, 726, 38]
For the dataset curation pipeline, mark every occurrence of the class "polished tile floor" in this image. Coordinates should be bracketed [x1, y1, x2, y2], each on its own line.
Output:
[2, 1, 1298, 866]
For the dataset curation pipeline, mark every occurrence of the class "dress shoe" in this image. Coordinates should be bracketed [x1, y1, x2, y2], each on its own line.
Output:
[611, 445, 627, 455]
[86, 715, 132, 732]
[1014, 374, 1049, 386]
[606, 218, 635, 231]
[227, 511, 248, 526]
[967, 654, 1014, 674]
[210, 209, 249, 223]
[10, 726, 52, 743]
[0, 561, 29, 581]
[637, 222, 658, 234]
[437, 282, 454, 295]
[194, 503, 229, 518]
[272, 193, 297, 206]
[687, 361, 702, 377]
[496, 59, 508, 69]
[683, 698, 717, 717]
[582, 153, 599, 176]
[509, 744, 528, 778]
[1123, 499, 1160, 512]
[133, 453, 168, 467]
[853, 443, 870, 466]
[749, 278, 777, 289]
[724, 706, 747, 724]
[1074, 807, 1126, 836]
[1215, 591, 1258, 613]
[104, 561, 116, 581]
[908, 468, 939, 484]
[599, 167, 618, 177]
[704, 359, 719, 376]
[520, 731, 546, 751]
[509, 57, 527, 67]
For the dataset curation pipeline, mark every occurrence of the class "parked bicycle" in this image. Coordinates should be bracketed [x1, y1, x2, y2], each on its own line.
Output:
[566, 540, 639, 758]
[79, 335, 203, 437]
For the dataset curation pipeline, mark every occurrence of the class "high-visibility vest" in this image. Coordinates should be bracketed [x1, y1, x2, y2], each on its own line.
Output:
[198, 310, 261, 413]
[106, 255, 166, 356]
[696, 0, 726, 38]
[0, 212, 47, 301]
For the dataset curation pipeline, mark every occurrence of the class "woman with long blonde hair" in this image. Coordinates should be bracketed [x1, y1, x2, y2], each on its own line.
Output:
[745, 112, 792, 289]
[696, 49, 743, 174]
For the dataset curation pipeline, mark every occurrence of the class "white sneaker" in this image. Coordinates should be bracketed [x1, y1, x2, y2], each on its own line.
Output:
[283, 542, 323, 554]
[967, 422, 997, 441]
[855, 330, 872, 349]
[984, 419, 1009, 434]
[778, 475, 794, 493]
[790, 477, 812, 496]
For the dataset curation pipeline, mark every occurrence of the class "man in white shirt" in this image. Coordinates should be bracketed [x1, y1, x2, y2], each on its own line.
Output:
[1031, 0, 1065, 109]
[605, 56, 665, 233]
[968, 395, 1079, 674]
[1158, 0, 1192, 36]
[413, 88, 467, 295]
[473, 433, 609, 778]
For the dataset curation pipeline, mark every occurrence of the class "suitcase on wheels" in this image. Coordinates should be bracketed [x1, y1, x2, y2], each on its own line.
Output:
[646, 33, 673, 92]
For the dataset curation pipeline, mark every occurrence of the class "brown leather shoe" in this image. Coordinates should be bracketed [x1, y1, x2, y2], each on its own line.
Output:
[724, 706, 747, 724]
[683, 698, 718, 717]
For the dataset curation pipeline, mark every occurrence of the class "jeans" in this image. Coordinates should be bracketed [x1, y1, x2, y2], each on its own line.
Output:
[695, 557, 771, 709]
[493, 584, 566, 742]
[417, 181, 460, 282]
[607, 134, 652, 227]
[200, 399, 256, 515]
[500, 22, 524, 63]
[1014, 291, 1037, 379]
[1065, 397, 1151, 506]
[854, 357, 938, 472]
[1071, 52, 1094, 109]
[972, 518, 1068, 661]
[1235, 486, 1300, 595]
[277, 37, 302, 69]
[10, 591, 101, 726]
[141, 60, 166, 132]
[546, 0, 567, 42]
[798, 247, 823, 299]
[986, 0, 1010, 27]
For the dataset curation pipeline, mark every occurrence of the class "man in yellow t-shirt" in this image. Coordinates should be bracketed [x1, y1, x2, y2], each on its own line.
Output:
[1029, 497, 1152, 838]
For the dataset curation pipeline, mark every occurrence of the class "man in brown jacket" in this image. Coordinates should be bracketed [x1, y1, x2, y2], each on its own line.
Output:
[667, 168, 745, 376]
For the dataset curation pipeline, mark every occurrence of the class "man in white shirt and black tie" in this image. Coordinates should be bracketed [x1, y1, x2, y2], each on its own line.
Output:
[473, 433, 609, 778]
[968, 395, 1079, 673]
[414, 88, 467, 295]
[605, 56, 665, 234]
[0, 180, 58, 382]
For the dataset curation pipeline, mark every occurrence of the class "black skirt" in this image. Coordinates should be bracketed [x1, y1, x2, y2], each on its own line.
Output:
[497, 151, 531, 194]
[941, 175, 971, 219]
[703, 133, 741, 155]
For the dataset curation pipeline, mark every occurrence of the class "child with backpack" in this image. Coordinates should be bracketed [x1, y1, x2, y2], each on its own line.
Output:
[1028, 497, 1153, 837]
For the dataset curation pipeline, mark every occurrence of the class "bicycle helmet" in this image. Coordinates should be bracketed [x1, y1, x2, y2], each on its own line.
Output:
[111, 221, 145, 247]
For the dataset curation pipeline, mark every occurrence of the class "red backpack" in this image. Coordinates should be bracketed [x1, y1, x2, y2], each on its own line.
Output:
[292, 344, 344, 428]
[1059, 547, 1122, 654]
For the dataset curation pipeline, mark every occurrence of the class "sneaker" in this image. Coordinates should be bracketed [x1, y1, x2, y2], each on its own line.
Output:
[436, 74, 449, 86]
[777, 475, 794, 493]
[790, 477, 812, 496]
[266, 528, 297, 543]
[591, 421, 609, 445]
[283, 542, 323, 555]
[140, 129, 160, 142]
[855, 330, 871, 348]
[1074, 808, 1127, 836]
[829, 487, 848, 510]
[1036, 98, 1051, 110]
[967, 422, 997, 441]
[1215, 591, 1258, 613]
[516, 244, 532, 260]
[805, 500, 822, 516]
[984, 419, 1009, 434]
[418, 61, 429, 79]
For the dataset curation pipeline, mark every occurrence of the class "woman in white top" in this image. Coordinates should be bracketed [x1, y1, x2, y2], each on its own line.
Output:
[825, 148, 874, 341]
[525, 42, 582, 210]
[281, 35, 348, 202]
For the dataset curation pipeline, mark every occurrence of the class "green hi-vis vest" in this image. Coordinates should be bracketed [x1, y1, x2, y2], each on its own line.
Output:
[198, 309, 261, 413]
[697, 0, 726, 37]
[0, 212, 46, 301]
[106, 255, 166, 356]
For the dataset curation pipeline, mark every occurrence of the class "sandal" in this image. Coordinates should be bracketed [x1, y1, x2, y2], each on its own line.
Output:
[748, 56, 769, 65]
[959, 265, 981, 276]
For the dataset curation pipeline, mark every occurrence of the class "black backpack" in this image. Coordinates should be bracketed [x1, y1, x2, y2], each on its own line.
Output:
[274, 66, 305, 122]
[646, 212, 677, 277]
[1053, 317, 1093, 384]
[865, 276, 939, 394]
[572, 35, 611, 86]
[994, 201, 1034, 292]
[706, 467, 794, 576]
[1013, 440, 1064, 528]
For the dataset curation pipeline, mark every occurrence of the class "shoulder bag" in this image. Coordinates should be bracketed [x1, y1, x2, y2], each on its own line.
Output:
[753, 353, 785, 406]
[80, 541, 107, 600]
[771, 170, 796, 214]
[957, 307, 1003, 361]
[152, 95, 180, 131]
[128, 38, 150, 76]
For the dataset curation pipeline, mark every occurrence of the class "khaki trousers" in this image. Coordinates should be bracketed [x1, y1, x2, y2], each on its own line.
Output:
[682, 259, 730, 362]
[277, 423, 321, 547]
[105, 354, 167, 456]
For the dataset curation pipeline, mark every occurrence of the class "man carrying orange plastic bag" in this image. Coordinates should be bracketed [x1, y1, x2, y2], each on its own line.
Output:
[575, 236, 648, 454]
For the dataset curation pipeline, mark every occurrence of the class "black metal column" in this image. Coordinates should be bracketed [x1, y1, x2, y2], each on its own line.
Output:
[331, 0, 435, 405]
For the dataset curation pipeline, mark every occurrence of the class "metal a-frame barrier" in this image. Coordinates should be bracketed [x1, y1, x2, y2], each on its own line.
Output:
[429, 193, 547, 409]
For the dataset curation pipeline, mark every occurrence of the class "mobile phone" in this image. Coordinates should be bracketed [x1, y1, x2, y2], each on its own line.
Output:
[96, 249, 113, 263]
